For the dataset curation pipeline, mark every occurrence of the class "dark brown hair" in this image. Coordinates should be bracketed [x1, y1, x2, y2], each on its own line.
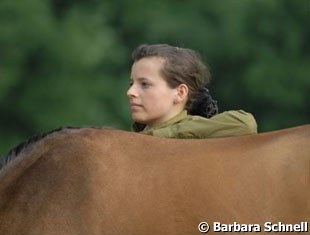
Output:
[131, 44, 218, 118]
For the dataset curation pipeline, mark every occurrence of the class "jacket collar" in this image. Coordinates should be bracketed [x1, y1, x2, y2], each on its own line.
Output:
[132, 110, 188, 132]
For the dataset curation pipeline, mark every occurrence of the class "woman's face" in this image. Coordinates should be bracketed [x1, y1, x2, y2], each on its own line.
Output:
[127, 57, 182, 127]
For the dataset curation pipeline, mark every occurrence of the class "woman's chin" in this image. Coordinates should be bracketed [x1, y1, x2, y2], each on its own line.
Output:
[132, 115, 146, 124]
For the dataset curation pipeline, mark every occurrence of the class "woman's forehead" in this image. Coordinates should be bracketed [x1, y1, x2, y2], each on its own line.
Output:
[131, 57, 165, 79]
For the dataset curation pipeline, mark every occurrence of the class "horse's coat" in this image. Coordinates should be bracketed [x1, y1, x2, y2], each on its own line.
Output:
[0, 125, 309, 235]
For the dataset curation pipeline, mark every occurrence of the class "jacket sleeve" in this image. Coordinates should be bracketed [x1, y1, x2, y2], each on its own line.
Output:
[190, 110, 258, 138]
[169, 110, 257, 139]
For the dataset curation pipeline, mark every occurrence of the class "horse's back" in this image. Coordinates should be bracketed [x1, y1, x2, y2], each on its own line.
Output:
[0, 125, 309, 235]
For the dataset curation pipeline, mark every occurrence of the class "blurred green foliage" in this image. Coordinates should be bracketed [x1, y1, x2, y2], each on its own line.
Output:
[0, 0, 309, 155]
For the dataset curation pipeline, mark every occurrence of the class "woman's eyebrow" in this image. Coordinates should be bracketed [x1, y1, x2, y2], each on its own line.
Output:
[130, 77, 150, 82]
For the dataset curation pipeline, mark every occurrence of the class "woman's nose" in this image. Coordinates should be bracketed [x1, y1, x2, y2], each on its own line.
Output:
[127, 85, 137, 98]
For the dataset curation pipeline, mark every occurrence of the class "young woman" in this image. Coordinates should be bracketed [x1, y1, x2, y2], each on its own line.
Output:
[127, 44, 257, 138]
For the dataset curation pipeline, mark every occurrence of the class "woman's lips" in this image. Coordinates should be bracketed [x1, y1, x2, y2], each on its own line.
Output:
[130, 103, 143, 110]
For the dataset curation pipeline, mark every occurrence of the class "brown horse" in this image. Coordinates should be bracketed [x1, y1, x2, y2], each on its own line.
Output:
[0, 125, 309, 235]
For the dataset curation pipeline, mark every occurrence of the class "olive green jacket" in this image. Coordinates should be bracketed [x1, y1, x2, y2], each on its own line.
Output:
[132, 110, 257, 138]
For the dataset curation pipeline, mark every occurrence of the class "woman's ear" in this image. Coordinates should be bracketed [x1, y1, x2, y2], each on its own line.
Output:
[174, 84, 189, 104]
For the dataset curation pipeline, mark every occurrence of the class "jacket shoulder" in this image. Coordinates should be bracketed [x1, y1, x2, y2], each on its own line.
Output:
[142, 110, 257, 139]
[172, 110, 257, 138]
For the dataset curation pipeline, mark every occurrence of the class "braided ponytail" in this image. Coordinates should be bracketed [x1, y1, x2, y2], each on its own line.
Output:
[188, 86, 218, 118]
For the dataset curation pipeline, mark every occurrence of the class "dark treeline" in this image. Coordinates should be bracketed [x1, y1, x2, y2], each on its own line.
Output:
[0, 0, 309, 154]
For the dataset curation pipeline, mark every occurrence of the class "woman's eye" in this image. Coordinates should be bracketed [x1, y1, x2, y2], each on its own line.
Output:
[141, 82, 150, 88]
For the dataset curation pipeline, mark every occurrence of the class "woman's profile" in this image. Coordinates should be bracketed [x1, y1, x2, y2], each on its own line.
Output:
[127, 43, 257, 138]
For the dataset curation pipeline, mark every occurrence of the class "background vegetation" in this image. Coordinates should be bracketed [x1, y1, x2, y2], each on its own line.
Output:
[0, 0, 309, 155]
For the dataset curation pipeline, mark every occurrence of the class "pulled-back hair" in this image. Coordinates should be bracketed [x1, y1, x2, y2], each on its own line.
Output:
[131, 44, 218, 118]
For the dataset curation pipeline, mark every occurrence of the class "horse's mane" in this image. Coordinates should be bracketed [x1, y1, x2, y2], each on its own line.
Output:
[0, 126, 80, 170]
